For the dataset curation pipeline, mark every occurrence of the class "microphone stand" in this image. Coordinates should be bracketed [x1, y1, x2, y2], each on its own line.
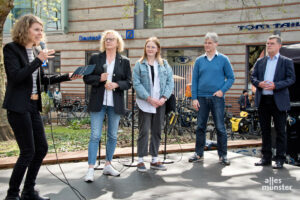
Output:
[94, 139, 104, 170]
[123, 88, 138, 167]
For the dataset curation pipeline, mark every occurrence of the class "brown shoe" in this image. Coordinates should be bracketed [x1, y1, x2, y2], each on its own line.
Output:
[150, 162, 167, 171]
[137, 162, 147, 172]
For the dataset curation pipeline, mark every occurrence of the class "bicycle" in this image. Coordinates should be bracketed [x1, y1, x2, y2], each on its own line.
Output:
[208, 104, 239, 141]
[174, 98, 197, 139]
[56, 96, 80, 125]
[119, 104, 139, 129]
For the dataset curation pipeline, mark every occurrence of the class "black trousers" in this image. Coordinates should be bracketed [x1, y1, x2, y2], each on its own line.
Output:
[6, 100, 48, 197]
[258, 95, 287, 162]
[137, 105, 166, 157]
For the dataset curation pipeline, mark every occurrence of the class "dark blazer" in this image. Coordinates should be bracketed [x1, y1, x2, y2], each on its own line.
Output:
[2, 42, 70, 113]
[251, 54, 296, 111]
[83, 52, 132, 115]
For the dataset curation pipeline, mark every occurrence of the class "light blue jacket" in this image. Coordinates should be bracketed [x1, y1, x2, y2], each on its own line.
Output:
[133, 59, 174, 100]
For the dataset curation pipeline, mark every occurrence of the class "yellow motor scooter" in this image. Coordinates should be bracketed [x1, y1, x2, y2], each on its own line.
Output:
[230, 111, 249, 134]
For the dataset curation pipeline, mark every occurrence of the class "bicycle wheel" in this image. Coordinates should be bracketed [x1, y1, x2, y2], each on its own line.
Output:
[58, 107, 74, 126]
[208, 127, 217, 141]
[187, 126, 195, 140]
[225, 123, 234, 140]
[173, 117, 184, 136]
[133, 109, 139, 128]
[123, 110, 133, 128]
[79, 110, 89, 121]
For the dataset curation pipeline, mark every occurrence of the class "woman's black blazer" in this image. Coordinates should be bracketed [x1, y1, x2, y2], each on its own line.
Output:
[2, 42, 70, 113]
[83, 52, 132, 115]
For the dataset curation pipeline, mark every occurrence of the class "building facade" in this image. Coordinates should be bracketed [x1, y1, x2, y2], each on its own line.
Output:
[3, 0, 300, 113]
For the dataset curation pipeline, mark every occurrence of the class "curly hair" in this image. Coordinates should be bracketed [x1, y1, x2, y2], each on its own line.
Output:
[100, 30, 124, 53]
[11, 14, 45, 46]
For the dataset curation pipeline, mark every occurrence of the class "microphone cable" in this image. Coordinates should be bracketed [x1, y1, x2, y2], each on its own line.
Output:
[42, 67, 87, 200]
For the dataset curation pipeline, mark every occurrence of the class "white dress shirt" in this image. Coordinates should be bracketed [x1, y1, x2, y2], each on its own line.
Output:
[103, 59, 115, 106]
[205, 51, 219, 61]
[263, 53, 279, 95]
[136, 60, 160, 114]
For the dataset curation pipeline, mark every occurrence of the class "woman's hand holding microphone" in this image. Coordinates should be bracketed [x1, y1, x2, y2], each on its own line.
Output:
[37, 49, 55, 62]
[100, 73, 119, 90]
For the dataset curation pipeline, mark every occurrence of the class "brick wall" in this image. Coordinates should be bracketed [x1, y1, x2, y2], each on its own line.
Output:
[225, 96, 240, 116]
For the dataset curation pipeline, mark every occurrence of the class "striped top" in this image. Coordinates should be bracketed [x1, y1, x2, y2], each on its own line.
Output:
[26, 48, 39, 94]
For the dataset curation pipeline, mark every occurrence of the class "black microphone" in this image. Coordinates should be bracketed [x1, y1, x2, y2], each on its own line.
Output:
[40, 41, 46, 50]
[103, 64, 107, 73]
[39, 41, 48, 67]
[103, 64, 111, 85]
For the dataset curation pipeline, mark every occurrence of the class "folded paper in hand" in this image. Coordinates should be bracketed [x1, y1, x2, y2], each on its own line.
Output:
[71, 64, 95, 77]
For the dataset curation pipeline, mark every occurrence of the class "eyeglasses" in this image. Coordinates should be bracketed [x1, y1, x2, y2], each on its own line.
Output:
[105, 38, 116, 42]
[266, 42, 277, 46]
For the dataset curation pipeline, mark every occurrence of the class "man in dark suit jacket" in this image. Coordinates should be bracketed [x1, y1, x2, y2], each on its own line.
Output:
[251, 35, 296, 169]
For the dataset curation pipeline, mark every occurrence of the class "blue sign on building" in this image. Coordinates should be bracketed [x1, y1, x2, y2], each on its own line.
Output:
[79, 35, 101, 41]
[126, 30, 134, 39]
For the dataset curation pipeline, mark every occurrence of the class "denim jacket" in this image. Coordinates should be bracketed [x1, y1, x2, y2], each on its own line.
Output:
[133, 59, 174, 100]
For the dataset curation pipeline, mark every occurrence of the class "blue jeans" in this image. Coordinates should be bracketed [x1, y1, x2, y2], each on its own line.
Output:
[195, 96, 227, 158]
[88, 106, 120, 165]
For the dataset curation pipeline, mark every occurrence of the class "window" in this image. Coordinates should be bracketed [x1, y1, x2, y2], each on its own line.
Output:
[42, 52, 61, 75]
[43, 52, 61, 93]
[49, 52, 61, 75]
[247, 45, 265, 91]
[84, 51, 98, 103]
[135, 0, 163, 29]
[162, 48, 204, 100]
[4, 0, 68, 34]
[12, 1, 33, 19]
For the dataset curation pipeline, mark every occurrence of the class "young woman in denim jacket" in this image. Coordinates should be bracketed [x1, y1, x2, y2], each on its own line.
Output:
[133, 37, 174, 172]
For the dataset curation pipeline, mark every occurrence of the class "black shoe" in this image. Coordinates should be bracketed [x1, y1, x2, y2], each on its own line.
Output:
[272, 161, 284, 169]
[219, 156, 230, 166]
[21, 190, 50, 200]
[188, 153, 204, 163]
[4, 196, 20, 200]
[254, 159, 271, 166]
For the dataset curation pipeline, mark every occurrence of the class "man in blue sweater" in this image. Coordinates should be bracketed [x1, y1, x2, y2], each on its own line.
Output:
[190, 32, 235, 165]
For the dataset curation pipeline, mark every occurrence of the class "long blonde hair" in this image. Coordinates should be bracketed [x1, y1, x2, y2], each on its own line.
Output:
[11, 14, 45, 46]
[139, 37, 163, 65]
[100, 30, 124, 53]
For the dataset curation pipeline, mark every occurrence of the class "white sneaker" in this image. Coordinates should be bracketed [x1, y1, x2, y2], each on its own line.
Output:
[103, 164, 120, 177]
[84, 168, 94, 182]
